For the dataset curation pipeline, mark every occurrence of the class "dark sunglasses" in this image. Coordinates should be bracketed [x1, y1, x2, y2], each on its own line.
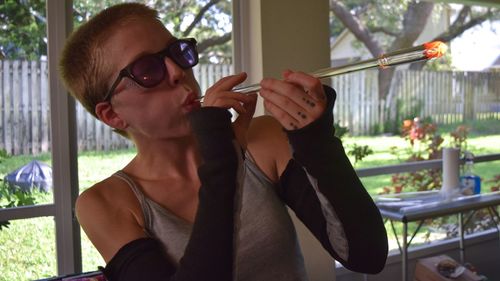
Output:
[103, 38, 199, 102]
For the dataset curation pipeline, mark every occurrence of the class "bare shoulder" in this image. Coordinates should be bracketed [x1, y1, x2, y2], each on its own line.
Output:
[76, 176, 146, 262]
[246, 115, 292, 182]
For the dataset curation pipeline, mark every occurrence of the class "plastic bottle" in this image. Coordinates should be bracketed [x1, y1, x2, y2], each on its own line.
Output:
[460, 152, 481, 194]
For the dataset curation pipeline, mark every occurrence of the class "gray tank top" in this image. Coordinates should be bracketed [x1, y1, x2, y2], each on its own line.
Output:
[113, 155, 308, 281]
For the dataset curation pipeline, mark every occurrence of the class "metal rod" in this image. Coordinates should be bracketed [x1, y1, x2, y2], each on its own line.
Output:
[402, 222, 408, 281]
[232, 41, 447, 94]
[459, 212, 465, 264]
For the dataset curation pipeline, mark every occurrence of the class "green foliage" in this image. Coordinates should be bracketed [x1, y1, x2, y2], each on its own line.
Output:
[334, 121, 374, 166]
[1, 0, 232, 63]
[486, 174, 500, 192]
[0, 181, 38, 230]
[348, 143, 374, 165]
[382, 118, 448, 194]
[381, 118, 485, 194]
[0, 0, 47, 59]
[385, 97, 426, 135]
[0, 148, 9, 159]
[334, 121, 349, 139]
[378, 118, 500, 241]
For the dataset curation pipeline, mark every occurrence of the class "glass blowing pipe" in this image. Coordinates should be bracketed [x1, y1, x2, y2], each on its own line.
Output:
[231, 41, 447, 94]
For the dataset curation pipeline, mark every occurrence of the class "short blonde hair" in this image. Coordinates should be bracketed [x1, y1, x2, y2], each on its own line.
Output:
[59, 3, 159, 119]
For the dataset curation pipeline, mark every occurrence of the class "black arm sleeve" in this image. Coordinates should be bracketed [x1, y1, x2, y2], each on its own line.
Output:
[277, 86, 388, 274]
[103, 107, 238, 281]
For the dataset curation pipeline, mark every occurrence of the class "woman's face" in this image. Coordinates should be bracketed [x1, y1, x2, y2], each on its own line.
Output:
[102, 18, 201, 141]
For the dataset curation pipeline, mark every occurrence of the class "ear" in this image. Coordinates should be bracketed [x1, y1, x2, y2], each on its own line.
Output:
[95, 102, 128, 130]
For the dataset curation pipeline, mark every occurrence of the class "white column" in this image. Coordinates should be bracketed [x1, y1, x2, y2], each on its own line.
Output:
[233, 1, 335, 280]
[234, 0, 331, 117]
[46, 0, 82, 275]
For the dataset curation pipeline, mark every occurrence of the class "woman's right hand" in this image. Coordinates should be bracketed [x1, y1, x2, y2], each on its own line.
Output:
[202, 72, 255, 113]
[202, 72, 257, 148]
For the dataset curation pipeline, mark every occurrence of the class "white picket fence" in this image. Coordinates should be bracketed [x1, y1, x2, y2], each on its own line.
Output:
[1, 59, 499, 155]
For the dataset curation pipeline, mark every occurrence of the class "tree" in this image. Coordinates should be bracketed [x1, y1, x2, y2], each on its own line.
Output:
[0, 0, 232, 63]
[329, 0, 499, 130]
[72, 0, 233, 63]
[0, 0, 47, 60]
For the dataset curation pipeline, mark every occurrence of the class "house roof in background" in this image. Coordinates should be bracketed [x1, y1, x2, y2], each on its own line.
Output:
[490, 55, 500, 67]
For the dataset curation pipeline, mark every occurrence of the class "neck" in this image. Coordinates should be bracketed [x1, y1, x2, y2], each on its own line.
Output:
[126, 135, 201, 181]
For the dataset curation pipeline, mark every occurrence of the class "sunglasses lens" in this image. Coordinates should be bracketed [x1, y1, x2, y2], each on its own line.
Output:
[171, 41, 198, 68]
[131, 55, 166, 87]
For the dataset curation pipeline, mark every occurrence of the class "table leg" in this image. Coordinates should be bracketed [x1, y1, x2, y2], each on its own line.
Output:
[487, 207, 500, 250]
[402, 222, 408, 281]
[459, 212, 465, 264]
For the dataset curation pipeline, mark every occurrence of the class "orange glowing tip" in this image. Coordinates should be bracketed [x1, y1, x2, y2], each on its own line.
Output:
[423, 41, 447, 59]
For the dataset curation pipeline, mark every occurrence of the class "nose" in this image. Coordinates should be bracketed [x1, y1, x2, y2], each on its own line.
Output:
[164, 57, 185, 86]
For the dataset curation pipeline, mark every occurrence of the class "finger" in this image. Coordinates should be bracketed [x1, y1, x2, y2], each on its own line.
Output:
[260, 81, 321, 120]
[234, 93, 257, 124]
[260, 88, 313, 128]
[263, 99, 301, 130]
[203, 90, 255, 107]
[259, 87, 303, 116]
[260, 77, 304, 103]
[209, 97, 247, 114]
[280, 72, 327, 114]
[283, 71, 325, 101]
[232, 92, 257, 115]
[207, 72, 247, 93]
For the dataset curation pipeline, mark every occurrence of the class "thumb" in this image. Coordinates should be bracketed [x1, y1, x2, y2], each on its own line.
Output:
[236, 93, 257, 124]
[232, 93, 257, 148]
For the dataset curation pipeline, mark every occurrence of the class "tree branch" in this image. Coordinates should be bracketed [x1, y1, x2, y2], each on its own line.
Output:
[389, 0, 434, 51]
[182, 0, 221, 37]
[197, 32, 231, 53]
[453, 6, 471, 27]
[435, 9, 492, 43]
[368, 26, 400, 37]
[410, 8, 494, 71]
[329, 0, 383, 57]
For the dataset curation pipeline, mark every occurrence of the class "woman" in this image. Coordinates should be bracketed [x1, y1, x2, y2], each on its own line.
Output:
[60, 3, 387, 281]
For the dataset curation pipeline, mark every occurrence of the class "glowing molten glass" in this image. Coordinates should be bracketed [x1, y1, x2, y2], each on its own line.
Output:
[423, 41, 447, 59]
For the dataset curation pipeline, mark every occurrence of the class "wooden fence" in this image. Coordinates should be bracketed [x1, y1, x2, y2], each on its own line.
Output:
[1, 59, 499, 155]
[330, 69, 500, 135]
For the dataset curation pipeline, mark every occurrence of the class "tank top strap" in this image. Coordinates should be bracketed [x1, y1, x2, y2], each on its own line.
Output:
[244, 149, 274, 186]
[112, 170, 152, 226]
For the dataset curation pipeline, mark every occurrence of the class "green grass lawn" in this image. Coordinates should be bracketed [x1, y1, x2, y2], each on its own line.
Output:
[1, 133, 499, 280]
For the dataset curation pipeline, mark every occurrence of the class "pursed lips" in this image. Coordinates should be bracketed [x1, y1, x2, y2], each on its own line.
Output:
[182, 92, 202, 112]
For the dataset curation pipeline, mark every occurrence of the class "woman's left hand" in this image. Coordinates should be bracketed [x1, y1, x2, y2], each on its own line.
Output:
[259, 70, 327, 130]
